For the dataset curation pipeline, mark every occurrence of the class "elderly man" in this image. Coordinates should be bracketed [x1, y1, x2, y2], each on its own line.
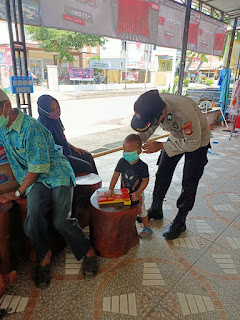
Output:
[131, 90, 210, 239]
[0, 89, 97, 288]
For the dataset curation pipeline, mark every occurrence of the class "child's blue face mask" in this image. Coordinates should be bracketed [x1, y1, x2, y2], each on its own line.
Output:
[123, 147, 141, 163]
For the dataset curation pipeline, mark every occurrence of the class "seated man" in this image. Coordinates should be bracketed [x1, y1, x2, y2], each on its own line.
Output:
[0, 89, 97, 288]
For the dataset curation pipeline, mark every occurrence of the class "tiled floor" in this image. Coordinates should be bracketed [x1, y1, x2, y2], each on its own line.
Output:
[1, 127, 240, 319]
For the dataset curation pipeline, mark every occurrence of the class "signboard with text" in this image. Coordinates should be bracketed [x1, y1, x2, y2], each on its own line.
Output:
[89, 60, 111, 69]
[10, 76, 33, 94]
[121, 71, 139, 82]
[68, 68, 94, 81]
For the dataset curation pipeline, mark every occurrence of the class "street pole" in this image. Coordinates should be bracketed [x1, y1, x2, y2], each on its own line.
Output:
[125, 42, 128, 90]
[178, 0, 192, 95]
[144, 44, 151, 92]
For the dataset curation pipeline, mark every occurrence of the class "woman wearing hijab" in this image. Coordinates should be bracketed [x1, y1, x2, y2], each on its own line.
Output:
[37, 95, 98, 175]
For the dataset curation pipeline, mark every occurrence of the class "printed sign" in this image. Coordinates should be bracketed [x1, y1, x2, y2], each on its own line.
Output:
[121, 71, 139, 81]
[68, 68, 94, 81]
[0, 46, 12, 66]
[10, 76, 34, 94]
[89, 60, 111, 69]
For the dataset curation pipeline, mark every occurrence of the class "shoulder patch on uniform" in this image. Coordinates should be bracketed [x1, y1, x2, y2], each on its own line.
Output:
[182, 121, 193, 135]
[167, 113, 172, 121]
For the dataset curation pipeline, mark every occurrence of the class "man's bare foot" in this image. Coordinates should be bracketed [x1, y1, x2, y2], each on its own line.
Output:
[40, 250, 52, 267]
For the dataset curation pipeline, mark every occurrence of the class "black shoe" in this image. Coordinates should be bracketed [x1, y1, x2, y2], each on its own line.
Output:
[147, 207, 163, 220]
[163, 221, 186, 240]
[34, 264, 51, 289]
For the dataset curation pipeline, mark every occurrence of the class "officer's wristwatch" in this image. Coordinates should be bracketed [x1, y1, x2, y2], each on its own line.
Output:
[15, 190, 23, 198]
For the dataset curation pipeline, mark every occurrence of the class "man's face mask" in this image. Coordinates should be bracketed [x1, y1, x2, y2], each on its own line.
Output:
[0, 104, 9, 128]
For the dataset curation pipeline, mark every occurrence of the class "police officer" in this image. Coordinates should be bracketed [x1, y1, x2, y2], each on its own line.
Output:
[131, 90, 210, 239]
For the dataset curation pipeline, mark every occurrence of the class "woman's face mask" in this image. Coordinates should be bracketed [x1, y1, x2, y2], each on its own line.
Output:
[49, 99, 61, 120]
[49, 109, 61, 120]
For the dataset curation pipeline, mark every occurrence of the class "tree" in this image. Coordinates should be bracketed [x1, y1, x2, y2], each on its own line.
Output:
[25, 26, 105, 65]
[185, 51, 208, 72]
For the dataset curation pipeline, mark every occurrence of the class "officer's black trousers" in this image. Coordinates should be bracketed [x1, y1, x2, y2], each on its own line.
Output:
[153, 144, 209, 221]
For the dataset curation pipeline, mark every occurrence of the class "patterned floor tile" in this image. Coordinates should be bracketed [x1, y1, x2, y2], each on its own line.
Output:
[146, 268, 240, 319]
[192, 243, 240, 300]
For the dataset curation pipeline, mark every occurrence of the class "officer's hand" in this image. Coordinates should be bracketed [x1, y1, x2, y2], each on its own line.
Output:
[143, 141, 164, 153]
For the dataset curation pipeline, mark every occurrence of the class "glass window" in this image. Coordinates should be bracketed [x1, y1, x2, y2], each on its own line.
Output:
[161, 62, 166, 72]
[167, 61, 172, 71]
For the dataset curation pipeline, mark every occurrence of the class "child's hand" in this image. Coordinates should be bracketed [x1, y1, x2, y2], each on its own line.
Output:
[131, 191, 140, 202]
[105, 189, 115, 198]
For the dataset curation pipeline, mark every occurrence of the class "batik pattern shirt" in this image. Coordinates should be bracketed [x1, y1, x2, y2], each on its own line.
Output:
[0, 109, 75, 194]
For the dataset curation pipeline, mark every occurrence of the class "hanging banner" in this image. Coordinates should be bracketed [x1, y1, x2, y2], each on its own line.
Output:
[157, 0, 185, 50]
[39, 0, 226, 56]
[68, 68, 94, 81]
[156, 0, 226, 56]
[39, 0, 159, 44]
[0, 0, 227, 57]
[0, 0, 40, 26]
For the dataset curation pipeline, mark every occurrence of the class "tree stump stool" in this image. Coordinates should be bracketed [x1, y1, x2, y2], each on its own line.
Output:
[72, 173, 102, 229]
[0, 202, 17, 297]
[90, 187, 139, 258]
[0, 202, 14, 275]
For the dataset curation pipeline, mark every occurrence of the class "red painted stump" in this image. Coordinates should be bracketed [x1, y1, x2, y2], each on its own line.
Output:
[0, 202, 14, 275]
[90, 187, 140, 258]
[72, 173, 102, 229]
[0, 202, 17, 297]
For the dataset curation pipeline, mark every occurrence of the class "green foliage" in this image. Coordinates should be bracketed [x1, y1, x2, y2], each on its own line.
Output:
[183, 77, 190, 86]
[88, 55, 102, 73]
[206, 79, 214, 86]
[160, 84, 188, 96]
[186, 51, 208, 63]
[174, 75, 179, 85]
[25, 26, 105, 64]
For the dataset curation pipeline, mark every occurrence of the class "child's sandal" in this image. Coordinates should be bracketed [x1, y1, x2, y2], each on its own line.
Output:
[139, 226, 152, 238]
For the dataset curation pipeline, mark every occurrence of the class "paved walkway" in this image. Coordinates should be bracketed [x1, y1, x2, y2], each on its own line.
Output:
[2, 126, 240, 320]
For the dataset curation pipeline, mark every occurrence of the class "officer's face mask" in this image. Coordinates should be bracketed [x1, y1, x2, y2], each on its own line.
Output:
[0, 103, 9, 128]
[123, 147, 141, 163]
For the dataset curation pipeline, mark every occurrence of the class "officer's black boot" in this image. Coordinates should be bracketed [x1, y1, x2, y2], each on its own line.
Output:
[162, 214, 186, 240]
[147, 201, 163, 220]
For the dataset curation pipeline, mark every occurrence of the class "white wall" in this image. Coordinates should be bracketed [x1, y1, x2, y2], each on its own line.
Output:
[100, 38, 123, 59]
[0, 21, 10, 44]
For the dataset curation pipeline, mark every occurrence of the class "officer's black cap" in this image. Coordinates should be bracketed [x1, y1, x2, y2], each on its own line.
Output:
[131, 90, 166, 132]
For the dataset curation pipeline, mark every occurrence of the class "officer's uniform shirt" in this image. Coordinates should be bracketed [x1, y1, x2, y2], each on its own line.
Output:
[140, 93, 211, 157]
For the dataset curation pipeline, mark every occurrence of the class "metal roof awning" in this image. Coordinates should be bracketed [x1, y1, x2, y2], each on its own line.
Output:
[193, 0, 240, 19]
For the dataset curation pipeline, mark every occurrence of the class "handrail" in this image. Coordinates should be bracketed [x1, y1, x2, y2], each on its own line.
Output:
[92, 133, 169, 158]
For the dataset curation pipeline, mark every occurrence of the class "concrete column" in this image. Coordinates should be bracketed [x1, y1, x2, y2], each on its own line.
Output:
[47, 65, 59, 90]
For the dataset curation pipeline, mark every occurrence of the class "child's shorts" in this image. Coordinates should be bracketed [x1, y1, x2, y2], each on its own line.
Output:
[138, 193, 148, 218]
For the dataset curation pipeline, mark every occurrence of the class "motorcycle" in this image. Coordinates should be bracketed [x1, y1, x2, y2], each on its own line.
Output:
[33, 77, 42, 86]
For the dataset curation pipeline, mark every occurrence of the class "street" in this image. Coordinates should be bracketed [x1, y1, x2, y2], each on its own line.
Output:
[31, 94, 166, 153]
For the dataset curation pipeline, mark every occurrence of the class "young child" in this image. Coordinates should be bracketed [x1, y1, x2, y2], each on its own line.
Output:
[108, 134, 152, 238]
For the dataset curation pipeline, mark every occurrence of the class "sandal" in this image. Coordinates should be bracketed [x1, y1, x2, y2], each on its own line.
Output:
[139, 226, 152, 238]
[34, 264, 51, 289]
[81, 256, 98, 279]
